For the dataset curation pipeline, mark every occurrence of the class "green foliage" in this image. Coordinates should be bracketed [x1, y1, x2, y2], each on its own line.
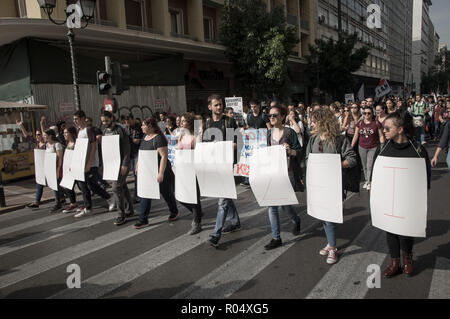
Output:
[305, 33, 370, 100]
[219, 0, 298, 100]
[422, 47, 450, 94]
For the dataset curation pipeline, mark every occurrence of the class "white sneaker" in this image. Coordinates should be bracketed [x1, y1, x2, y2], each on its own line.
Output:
[74, 208, 91, 218]
[366, 183, 371, 191]
[362, 182, 368, 189]
[107, 198, 116, 212]
[319, 244, 332, 256]
[421, 141, 426, 145]
[327, 248, 338, 264]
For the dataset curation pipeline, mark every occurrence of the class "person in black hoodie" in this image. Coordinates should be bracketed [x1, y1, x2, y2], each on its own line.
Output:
[371, 110, 431, 278]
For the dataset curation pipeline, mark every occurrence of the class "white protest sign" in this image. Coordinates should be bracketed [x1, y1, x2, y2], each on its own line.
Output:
[194, 141, 237, 199]
[225, 97, 244, 125]
[370, 156, 427, 237]
[60, 150, 75, 190]
[44, 153, 58, 191]
[137, 150, 160, 199]
[234, 129, 267, 177]
[306, 154, 343, 223]
[166, 135, 178, 169]
[345, 93, 355, 104]
[175, 150, 197, 204]
[71, 138, 89, 182]
[34, 149, 46, 186]
[102, 135, 121, 181]
[249, 145, 298, 207]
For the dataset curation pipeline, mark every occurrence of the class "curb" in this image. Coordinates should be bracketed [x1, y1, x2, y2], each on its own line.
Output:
[0, 178, 136, 216]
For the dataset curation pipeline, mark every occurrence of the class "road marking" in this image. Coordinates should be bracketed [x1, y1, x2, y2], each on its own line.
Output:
[49, 207, 266, 299]
[428, 257, 450, 299]
[306, 222, 387, 299]
[0, 213, 71, 237]
[0, 188, 250, 290]
[173, 193, 356, 299]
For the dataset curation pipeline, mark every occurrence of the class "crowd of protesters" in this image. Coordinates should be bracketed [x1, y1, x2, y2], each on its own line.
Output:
[15, 91, 450, 277]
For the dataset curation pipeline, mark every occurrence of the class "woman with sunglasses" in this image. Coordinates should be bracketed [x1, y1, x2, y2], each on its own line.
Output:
[306, 108, 358, 264]
[263, 105, 302, 250]
[177, 112, 204, 235]
[372, 111, 431, 277]
[342, 103, 361, 145]
[16, 120, 47, 209]
[134, 118, 180, 229]
[352, 106, 385, 190]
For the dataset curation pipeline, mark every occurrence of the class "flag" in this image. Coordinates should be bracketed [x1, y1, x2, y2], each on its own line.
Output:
[375, 79, 391, 101]
[358, 84, 364, 102]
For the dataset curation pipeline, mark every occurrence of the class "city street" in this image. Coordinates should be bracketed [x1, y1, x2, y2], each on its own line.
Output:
[0, 144, 448, 300]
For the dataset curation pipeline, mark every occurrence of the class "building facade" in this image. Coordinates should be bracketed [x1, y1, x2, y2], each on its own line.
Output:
[0, 0, 318, 121]
[412, 0, 434, 95]
[316, 0, 390, 99]
[386, 0, 413, 97]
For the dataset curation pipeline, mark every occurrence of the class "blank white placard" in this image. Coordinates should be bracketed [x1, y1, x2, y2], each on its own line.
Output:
[306, 153, 343, 223]
[137, 150, 160, 199]
[370, 156, 427, 237]
[102, 135, 121, 181]
[44, 153, 58, 191]
[175, 149, 197, 204]
[34, 149, 46, 186]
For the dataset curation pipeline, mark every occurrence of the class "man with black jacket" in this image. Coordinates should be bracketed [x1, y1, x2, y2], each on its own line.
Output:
[101, 111, 134, 226]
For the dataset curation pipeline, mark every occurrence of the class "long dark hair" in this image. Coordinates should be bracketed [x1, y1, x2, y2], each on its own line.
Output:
[143, 117, 164, 136]
[385, 110, 415, 139]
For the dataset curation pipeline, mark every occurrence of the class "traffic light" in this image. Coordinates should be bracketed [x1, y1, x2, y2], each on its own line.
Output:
[111, 62, 130, 95]
[97, 71, 111, 95]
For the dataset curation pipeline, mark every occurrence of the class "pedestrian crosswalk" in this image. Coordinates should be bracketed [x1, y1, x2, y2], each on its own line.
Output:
[0, 182, 449, 299]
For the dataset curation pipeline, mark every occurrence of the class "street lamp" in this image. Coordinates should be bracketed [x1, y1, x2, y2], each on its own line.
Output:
[37, 0, 97, 111]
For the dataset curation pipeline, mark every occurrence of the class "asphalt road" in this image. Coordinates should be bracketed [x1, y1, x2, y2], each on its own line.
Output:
[0, 144, 449, 301]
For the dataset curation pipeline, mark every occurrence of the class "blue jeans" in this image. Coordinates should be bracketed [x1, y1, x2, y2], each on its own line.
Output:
[268, 205, 300, 240]
[323, 221, 337, 247]
[35, 184, 44, 203]
[211, 198, 240, 239]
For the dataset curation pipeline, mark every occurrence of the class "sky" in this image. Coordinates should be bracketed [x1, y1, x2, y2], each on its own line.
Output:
[429, 0, 450, 47]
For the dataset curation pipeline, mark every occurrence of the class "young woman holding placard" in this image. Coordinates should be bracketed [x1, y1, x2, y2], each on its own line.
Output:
[177, 112, 203, 235]
[372, 111, 431, 277]
[306, 108, 358, 264]
[134, 118, 179, 229]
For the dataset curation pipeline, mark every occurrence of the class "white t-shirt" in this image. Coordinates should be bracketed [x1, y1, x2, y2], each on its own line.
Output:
[78, 127, 99, 168]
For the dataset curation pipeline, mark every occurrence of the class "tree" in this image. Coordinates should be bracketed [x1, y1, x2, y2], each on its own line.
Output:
[219, 0, 298, 100]
[305, 33, 370, 101]
[422, 47, 450, 94]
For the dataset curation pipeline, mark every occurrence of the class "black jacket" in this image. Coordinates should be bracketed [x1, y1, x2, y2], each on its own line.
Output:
[372, 139, 431, 189]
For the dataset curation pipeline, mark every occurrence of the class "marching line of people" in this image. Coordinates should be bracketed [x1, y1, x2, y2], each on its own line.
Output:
[16, 92, 450, 278]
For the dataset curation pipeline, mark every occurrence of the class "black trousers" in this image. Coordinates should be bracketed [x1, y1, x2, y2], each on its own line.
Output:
[179, 180, 202, 224]
[386, 232, 414, 258]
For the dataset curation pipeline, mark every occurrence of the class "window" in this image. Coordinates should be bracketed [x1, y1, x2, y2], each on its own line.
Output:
[366, 55, 371, 67]
[125, 0, 144, 28]
[318, 7, 328, 24]
[170, 8, 183, 34]
[329, 13, 338, 29]
[204, 17, 214, 40]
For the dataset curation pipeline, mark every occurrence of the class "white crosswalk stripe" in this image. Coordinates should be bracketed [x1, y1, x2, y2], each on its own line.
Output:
[49, 207, 266, 299]
[428, 258, 450, 299]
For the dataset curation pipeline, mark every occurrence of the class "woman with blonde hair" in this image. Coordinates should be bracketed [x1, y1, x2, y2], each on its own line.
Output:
[306, 108, 358, 264]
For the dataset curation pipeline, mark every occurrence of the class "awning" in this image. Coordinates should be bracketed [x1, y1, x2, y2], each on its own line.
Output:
[0, 101, 48, 111]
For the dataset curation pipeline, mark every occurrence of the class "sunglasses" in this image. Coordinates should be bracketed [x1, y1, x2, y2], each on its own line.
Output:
[36, 134, 42, 136]
[269, 114, 280, 118]
[344, 110, 350, 112]
[364, 112, 372, 115]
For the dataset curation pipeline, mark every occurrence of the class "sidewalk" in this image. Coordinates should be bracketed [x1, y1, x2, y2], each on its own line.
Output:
[0, 175, 136, 215]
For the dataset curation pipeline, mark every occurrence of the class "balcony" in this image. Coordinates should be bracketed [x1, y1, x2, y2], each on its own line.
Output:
[171, 33, 199, 42]
[127, 25, 163, 35]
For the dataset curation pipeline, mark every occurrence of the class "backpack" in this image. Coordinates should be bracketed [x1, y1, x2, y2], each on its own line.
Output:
[335, 135, 362, 193]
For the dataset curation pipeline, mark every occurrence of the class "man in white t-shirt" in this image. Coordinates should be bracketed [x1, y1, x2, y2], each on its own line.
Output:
[72, 110, 114, 218]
